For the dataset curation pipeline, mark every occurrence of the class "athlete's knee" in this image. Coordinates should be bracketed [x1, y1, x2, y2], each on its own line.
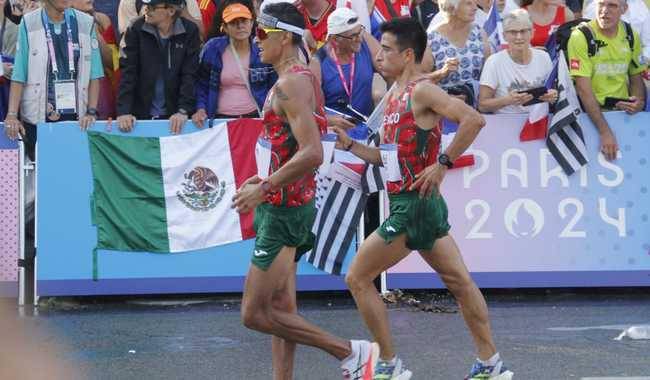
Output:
[345, 270, 373, 294]
[241, 304, 271, 332]
[272, 290, 296, 313]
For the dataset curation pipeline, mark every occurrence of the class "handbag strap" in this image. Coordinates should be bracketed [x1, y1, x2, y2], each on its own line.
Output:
[229, 39, 262, 116]
[382, 0, 399, 19]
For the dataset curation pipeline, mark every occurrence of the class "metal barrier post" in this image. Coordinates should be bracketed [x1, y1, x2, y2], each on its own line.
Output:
[378, 190, 388, 295]
[18, 141, 25, 306]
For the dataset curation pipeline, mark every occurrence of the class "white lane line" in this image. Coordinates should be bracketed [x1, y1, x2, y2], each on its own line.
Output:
[581, 377, 650, 380]
[548, 323, 650, 332]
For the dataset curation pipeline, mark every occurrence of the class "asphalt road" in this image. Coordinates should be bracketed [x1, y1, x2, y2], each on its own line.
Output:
[3, 289, 649, 380]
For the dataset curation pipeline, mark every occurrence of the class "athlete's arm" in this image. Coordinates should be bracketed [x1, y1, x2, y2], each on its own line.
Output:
[232, 75, 324, 213]
[412, 81, 484, 162]
[409, 82, 485, 197]
[267, 75, 324, 187]
[330, 127, 382, 165]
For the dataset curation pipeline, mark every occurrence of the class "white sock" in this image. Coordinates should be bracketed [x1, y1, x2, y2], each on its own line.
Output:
[478, 352, 500, 367]
[340, 340, 362, 368]
[379, 356, 397, 365]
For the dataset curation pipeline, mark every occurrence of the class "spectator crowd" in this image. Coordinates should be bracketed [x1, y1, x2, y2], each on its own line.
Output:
[2, 0, 649, 161]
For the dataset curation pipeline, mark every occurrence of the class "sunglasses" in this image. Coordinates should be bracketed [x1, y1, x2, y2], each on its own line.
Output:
[337, 25, 365, 40]
[255, 26, 284, 40]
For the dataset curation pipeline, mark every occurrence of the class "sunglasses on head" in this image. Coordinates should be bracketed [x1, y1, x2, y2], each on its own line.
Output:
[255, 26, 284, 40]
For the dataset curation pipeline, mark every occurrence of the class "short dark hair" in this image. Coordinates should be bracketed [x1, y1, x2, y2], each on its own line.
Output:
[207, 0, 256, 40]
[261, 2, 305, 45]
[379, 17, 427, 64]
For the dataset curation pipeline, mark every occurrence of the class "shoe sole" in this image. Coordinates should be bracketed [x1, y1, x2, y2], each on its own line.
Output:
[491, 371, 514, 380]
[395, 370, 412, 380]
[362, 342, 380, 380]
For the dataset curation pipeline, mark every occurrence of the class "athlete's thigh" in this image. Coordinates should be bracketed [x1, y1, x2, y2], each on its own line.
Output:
[418, 234, 471, 280]
[244, 246, 300, 310]
[348, 231, 412, 281]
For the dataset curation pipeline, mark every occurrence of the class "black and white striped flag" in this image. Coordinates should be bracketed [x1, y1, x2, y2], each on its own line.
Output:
[307, 103, 387, 275]
[546, 53, 588, 175]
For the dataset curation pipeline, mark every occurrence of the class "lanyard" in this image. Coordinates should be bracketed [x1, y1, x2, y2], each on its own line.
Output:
[329, 44, 355, 99]
[41, 9, 75, 80]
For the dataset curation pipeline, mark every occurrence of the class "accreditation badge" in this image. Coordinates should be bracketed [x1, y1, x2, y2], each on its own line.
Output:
[53, 79, 77, 114]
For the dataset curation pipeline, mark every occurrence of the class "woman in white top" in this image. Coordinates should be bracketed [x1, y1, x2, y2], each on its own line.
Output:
[478, 8, 557, 113]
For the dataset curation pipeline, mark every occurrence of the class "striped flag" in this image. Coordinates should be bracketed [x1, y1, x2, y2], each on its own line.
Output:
[308, 163, 368, 275]
[483, 2, 501, 53]
[546, 53, 588, 175]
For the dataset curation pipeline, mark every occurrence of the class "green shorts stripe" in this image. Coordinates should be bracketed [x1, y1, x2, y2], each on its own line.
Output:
[377, 191, 451, 251]
[251, 200, 316, 271]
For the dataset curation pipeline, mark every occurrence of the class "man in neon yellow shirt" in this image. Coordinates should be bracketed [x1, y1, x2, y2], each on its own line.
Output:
[567, 0, 647, 161]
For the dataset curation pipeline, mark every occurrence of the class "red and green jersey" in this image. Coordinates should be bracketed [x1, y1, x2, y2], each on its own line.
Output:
[382, 79, 441, 194]
[260, 65, 327, 207]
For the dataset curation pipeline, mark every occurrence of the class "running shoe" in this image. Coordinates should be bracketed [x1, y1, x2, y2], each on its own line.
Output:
[341, 341, 378, 380]
[372, 357, 412, 380]
[465, 359, 514, 380]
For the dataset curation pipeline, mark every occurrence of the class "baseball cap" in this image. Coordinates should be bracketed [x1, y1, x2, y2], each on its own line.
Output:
[326, 7, 361, 39]
[223, 3, 253, 23]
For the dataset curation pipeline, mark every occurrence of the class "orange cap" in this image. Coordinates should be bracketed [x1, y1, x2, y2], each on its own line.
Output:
[223, 3, 253, 23]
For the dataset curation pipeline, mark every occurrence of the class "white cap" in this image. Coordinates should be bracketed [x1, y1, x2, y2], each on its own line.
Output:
[326, 7, 361, 39]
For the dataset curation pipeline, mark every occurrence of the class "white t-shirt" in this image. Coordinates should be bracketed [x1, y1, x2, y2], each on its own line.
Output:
[480, 48, 553, 114]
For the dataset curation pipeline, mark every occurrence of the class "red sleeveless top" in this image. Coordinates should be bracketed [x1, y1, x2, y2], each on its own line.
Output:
[296, 0, 335, 44]
[527, 5, 566, 47]
[382, 79, 441, 195]
[261, 65, 328, 207]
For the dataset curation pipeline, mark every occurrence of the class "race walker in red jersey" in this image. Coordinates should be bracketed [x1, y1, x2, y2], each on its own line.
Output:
[332, 18, 514, 380]
[232, 3, 378, 379]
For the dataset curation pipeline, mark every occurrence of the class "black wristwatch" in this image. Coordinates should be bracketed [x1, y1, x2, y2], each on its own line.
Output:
[86, 107, 98, 117]
[438, 153, 453, 169]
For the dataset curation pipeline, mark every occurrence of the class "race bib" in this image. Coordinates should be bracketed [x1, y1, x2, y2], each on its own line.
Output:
[54, 80, 77, 113]
[255, 137, 272, 179]
[319, 133, 337, 175]
[380, 144, 401, 182]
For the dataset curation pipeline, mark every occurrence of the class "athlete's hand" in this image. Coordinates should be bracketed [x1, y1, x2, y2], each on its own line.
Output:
[330, 126, 353, 150]
[410, 163, 447, 198]
[232, 181, 265, 214]
[327, 115, 356, 130]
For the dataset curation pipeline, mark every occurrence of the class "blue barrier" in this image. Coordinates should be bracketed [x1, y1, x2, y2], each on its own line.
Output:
[36, 120, 355, 296]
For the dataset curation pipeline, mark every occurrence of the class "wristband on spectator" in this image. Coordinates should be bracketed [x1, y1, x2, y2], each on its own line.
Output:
[86, 108, 98, 117]
[344, 140, 354, 151]
[7, 111, 18, 117]
[178, 108, 189, 116]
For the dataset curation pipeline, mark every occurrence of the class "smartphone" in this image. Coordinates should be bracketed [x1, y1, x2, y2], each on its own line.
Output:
[603, 97, 631, 109]
[518, 86, 547, 106]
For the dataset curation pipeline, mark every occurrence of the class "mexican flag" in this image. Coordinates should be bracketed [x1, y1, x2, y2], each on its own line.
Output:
[88, 119, 261, 253]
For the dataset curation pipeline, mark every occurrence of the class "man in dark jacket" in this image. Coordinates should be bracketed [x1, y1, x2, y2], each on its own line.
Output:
[117, 0, 200, 134]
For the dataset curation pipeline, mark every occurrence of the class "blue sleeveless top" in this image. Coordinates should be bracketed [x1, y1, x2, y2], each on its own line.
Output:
[317, 40, 375, 118]
[427, 24, 485, 90]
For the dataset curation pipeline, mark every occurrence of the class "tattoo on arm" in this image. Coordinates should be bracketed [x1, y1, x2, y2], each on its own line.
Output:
[275, 86, 290, 101]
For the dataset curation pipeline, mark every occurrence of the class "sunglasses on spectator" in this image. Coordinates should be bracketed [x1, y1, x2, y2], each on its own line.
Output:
[255, 26, 285, 40]
[337, 25, 365, 40]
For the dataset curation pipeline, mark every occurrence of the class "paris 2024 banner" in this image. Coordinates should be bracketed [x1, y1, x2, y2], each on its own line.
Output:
[388, 112, 650, 288]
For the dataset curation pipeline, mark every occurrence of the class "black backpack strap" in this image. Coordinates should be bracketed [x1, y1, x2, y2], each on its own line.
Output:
[622, 21, 638, 68]
[577, 23, 600, 57]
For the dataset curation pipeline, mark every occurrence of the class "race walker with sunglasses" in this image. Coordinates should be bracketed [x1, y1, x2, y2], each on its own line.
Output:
[255, 12, 305, 40]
